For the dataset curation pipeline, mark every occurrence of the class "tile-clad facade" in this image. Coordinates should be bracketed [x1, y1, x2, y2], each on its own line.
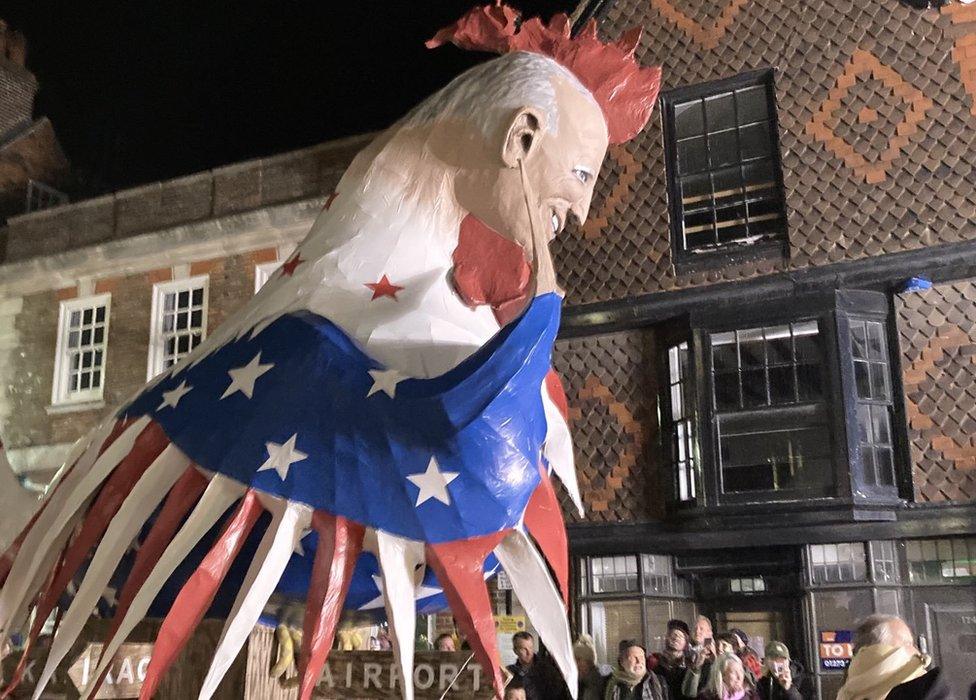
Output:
[553, 328, 663, 523]
[898, 280, 976, 503]
[552, 0, 976, 303]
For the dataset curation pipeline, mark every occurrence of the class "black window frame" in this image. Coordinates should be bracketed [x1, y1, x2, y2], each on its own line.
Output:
[659, 290, 912, 515]
[660, 68, 790, 270]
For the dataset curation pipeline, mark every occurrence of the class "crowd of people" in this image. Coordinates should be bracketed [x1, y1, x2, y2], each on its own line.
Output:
[500, 613, 961, 700]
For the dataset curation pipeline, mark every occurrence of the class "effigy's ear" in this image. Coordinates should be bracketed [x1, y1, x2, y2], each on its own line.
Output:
[501, 106, 545, 168]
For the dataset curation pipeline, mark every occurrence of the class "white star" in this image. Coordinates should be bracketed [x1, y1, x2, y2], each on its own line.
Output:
[221, 352, 275, 399]
[359, 573, 443, 610]
[158, 380, 192, 410]
[257, 434, 308, 480]
[294, 528, 312, 557]
[367, 368, 407, 398]
[406, 456, 459, 507]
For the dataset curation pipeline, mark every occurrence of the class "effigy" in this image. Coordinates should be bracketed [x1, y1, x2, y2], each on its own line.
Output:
[0, 4, 660, 699]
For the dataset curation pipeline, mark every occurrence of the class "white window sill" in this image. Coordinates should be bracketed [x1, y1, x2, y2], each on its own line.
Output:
[46, 400, 106, 415]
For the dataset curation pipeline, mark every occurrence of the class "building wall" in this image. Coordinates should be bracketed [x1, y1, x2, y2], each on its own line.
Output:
[0, 55, 35, 138]
[0, 248, 277, 471]
[898, 279, 976, 503]
[552, 0, 976, 303]
[553, 327, 664, 523]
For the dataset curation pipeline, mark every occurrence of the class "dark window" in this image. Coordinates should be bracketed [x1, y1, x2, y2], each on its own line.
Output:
[709, 322, 832, 495]
[662, 70, 787, 262]
[667, 342, 698, 501]
[849, 320, 896, 487]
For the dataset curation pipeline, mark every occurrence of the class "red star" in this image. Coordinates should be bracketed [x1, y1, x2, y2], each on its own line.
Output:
[365, 275, 404, 301]
[281, 253, 304, 277]
[325, 190, 339, 210]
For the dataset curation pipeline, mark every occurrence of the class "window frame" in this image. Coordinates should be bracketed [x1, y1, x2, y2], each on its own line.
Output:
[660, 68, 790, 269]
[660, 290, 909, 513]
[147, 275, 209, 380]
[254, 261, 281, 294]
[51, 293, 112, 406]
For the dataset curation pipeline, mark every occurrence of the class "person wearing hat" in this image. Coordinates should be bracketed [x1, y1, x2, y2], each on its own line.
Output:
[728, 629, 763, 681]
[756, 642, 801, 700]
[648, 620, 691, 699]
[574, 634, 610, 700]
[606, 639, 671, 700]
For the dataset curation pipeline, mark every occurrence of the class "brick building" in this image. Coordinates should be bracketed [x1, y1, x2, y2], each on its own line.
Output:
[0, 19, 69, 224]
[1, 0, 975, 697]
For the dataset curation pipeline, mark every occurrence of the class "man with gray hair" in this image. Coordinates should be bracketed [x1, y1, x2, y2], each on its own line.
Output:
[838, 614, 954, 700]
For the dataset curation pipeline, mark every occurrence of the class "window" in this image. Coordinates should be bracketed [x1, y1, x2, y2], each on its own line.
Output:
[710, 321, 832, 495]
[148, 276, 208, 379]
[666, 342, 698, 501]
[578, 553, 693, 663]
[52, 294, 110, 405]
[254, 261, 281, 294]
[849, 320, 896, 487]
[870, 541, 899, 583]
[662, 70, 787, 262]
[26, 179, 68, 213]
[906, 537, 976, 583]
[808, 543, 868, 584]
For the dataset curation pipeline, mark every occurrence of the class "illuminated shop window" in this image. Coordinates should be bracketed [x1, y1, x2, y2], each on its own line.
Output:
[808, 543, 868, 584]
[906, 538, 976, 583]
[52, 294, 110, 405]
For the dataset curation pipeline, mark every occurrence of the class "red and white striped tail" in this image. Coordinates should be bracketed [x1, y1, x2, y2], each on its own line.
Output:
[0, 415, 576, 700]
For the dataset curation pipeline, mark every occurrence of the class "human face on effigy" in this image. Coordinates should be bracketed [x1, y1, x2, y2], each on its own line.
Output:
[453, 73, 609, 266]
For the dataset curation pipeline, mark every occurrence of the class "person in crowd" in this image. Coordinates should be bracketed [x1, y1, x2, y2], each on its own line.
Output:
[505, 680, 528, 700]
[604, 639, 671, 700]
[836, 614, 954, 700]
[681, 629, 718, 698]
[574, 634, 609, 700]
[755, 642, 801, 700]
[506, 631, 570, 700]
[693, 617, 713, 647]
[648, 619, 691, 699]
[727, 629, 763, 681]
[714, 633, 737, 658]
[434, 632, 456, 652]
[696, 653, 759, 700]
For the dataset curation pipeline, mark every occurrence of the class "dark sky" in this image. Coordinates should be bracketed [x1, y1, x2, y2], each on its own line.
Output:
[3, 1, 577, 191]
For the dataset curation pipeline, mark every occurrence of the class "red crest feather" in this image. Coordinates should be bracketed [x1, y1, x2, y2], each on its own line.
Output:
[427, 3, 662, 144]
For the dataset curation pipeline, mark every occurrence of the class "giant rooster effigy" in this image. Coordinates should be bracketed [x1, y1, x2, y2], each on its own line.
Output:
[0, 5, 660, 699]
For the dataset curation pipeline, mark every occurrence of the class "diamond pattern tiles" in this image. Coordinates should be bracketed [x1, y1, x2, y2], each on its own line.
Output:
[552, 0, 976, 305]
[552, 327, 665, 524]
[897, 280, 976, 503]
[943, 2, 976, 116]
[806, 50, 933, 184]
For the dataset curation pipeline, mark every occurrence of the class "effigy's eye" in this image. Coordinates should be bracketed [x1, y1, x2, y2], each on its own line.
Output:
[573, 167, 591, 184]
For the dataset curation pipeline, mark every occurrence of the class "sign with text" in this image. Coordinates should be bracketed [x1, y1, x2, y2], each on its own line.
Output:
[67, 642, 153, 699]
[273, 651, 492, 698]
[819, 630, 854, 671]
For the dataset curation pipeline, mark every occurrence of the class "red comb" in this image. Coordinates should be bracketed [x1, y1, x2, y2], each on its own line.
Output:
[427, 3, 662, 144]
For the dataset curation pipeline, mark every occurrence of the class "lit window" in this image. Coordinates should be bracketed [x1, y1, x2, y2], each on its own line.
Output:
[148, 276, 208, 379]
[52, 294, 110, 405]
[254, 261, 281, 294]
[662, 70, 787, 261]
[808, 543, 868, 584]
[906, 537, 976, 583]
[667, 342, 698, 501]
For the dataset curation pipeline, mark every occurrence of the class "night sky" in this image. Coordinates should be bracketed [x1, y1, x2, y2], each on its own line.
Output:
[3, 1, 576, 192]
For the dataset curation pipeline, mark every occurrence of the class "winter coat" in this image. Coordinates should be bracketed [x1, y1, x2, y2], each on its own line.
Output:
[604, 671, 672, 700]
[755, 673, 802, 700]
[885, 667, 954, 700]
